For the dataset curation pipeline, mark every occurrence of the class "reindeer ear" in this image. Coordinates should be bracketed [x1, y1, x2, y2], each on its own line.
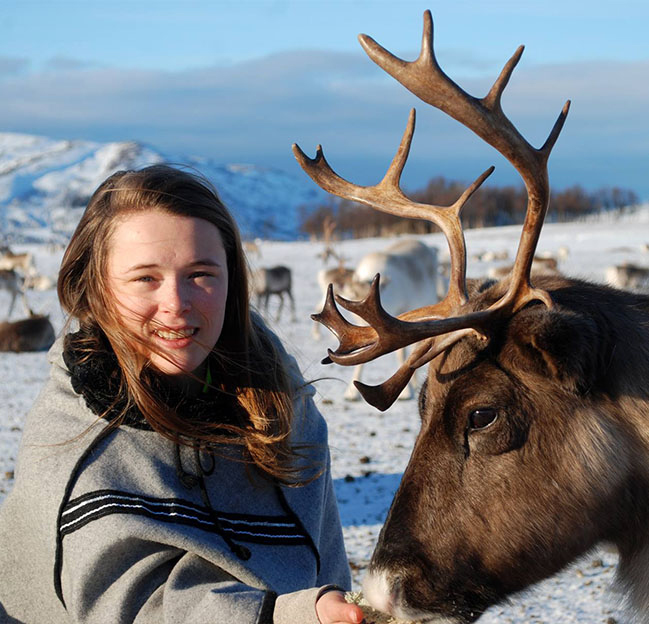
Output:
[502, 306, 607, 394]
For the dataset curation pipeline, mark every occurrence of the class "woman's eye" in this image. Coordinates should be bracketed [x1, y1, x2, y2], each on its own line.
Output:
[135, 276, 154, 283]
[190, 271, 216, 282]
[469, 408, 498, 430]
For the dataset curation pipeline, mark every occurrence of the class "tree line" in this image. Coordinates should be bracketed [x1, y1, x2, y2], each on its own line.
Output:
[299, 177, 640, 240]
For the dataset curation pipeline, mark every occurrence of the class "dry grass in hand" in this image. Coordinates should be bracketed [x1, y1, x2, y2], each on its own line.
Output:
[344, 592, 421, 624]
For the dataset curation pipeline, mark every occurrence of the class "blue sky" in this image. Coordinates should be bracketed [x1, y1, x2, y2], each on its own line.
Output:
[2, 0, 648, 199]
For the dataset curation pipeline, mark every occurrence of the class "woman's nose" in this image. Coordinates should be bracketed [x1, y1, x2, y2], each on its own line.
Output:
[160, 279, 191, 314]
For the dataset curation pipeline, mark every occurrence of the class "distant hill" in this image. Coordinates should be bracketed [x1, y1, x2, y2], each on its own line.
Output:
[0, 132, 325, 243]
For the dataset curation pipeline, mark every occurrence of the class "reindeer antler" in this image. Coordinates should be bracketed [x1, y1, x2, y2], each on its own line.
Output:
[292, 10, 570, 410]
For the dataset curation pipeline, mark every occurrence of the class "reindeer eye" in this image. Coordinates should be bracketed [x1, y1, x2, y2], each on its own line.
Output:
[469, 408, 498, 430]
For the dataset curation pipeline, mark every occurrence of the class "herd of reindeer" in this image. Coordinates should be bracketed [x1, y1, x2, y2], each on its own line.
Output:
[1, 10, 649, 621]
[2, 231, 647, 359]
[249, 219, 649, 404]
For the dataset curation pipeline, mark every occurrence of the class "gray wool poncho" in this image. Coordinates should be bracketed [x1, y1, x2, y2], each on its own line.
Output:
[0, 333, 351, 623]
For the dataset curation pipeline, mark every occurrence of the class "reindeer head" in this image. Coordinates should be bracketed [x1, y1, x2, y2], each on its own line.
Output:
[360, 275, 632, 622]
[287, 11, 636, 623]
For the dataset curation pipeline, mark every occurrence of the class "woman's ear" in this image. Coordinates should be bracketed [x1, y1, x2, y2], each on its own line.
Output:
[501, 305, 607, 394]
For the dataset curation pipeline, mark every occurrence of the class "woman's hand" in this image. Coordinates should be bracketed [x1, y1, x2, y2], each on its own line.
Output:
[316, 590, 365, 624]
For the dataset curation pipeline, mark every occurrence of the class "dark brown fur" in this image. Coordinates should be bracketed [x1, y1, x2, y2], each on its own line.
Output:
[367, 274, 649, 622]
[0, 315, 55, 352]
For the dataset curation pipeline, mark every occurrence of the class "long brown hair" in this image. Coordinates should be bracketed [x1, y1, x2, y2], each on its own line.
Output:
[58, 164, 304, 483]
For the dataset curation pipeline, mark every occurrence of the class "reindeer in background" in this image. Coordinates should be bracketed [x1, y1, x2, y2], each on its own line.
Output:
[294, 10, 649, 623]
[606, 261, 649, 293]
[0, 314, 55, 352]
[250, 265, 296, 323]
[0, 247, 35, 275]
[0, 269, 31, 319]
[316, 215, 345, 265]
[312, 216, 353, 339]
[0, 246, 55, 318]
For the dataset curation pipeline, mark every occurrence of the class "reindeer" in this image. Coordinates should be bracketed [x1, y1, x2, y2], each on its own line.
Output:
[487, 254, 561, 280]
[23, 272, 55, 292]
[605, 262, 649, 293]
[340, 239, 439, 401]
[0, 313, 55, 352]
[250, 265, 296, 322]
[312, 216, 354, 341]
[0, 269, 30, 319]
[471, 249, 509, 262]
[243, 239, 262, 260]
[317, 215, 344, 265]
[0, 248, 35, 275]
[293, 11, 649, 623]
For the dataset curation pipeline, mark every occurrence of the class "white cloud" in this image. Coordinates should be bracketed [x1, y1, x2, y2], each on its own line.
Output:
[0, 51, 646, 198]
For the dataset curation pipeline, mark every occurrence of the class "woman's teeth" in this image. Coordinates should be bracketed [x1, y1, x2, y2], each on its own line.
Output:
[153, 328, 197, 340]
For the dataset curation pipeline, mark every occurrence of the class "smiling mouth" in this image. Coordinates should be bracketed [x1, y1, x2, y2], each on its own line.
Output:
[152, 327, 198, 340]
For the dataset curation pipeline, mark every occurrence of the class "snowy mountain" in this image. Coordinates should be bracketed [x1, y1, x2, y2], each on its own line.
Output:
[0, 132, 325, 243]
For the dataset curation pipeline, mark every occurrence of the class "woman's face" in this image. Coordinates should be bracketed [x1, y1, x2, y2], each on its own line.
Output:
[106, 209, 229, 377]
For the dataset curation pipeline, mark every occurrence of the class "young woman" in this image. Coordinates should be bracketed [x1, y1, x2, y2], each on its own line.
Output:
[0, 165, 364, 624]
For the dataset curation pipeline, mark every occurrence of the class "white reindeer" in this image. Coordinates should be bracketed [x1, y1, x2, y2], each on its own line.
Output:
[0, 248, 35, 275]
[605, 262, 649, 293]
[314, 239, 440, 401]
[23, 273, 56, 292]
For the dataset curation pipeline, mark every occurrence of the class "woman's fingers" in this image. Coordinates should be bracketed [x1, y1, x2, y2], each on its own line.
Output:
[316, 590, 366, 624]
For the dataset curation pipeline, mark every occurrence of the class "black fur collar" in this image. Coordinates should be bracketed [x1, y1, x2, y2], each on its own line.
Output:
[62, 329, 242, 430]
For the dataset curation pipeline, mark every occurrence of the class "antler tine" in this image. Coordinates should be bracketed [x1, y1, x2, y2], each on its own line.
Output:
[294, 11, 569, 410]
[328, 275, 441, 366]
[295, 114, 494, 367]
[355, 339, 434, 411]
[311, 284, 377, 361]
[326, 284, 498, 368]
[355, 329, 475, 411]
[293, 110, 493, 309]
[295, 107, 494, 366]
[483, 45, 524, 110]
[542, 100, 571, 159]
[359, 11, 536, 178]
[359, 9, 570, 316]
[309, 278, 475, 368]
[312, 277, 442, 368]
[444, 165, 494, 306]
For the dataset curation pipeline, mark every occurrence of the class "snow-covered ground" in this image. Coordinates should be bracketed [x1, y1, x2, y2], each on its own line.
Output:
[2, 211, 649, 622]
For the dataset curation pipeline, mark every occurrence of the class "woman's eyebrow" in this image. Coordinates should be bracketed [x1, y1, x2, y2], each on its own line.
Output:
[124, 262, 159, 272]
[124, 259, 222, 273]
